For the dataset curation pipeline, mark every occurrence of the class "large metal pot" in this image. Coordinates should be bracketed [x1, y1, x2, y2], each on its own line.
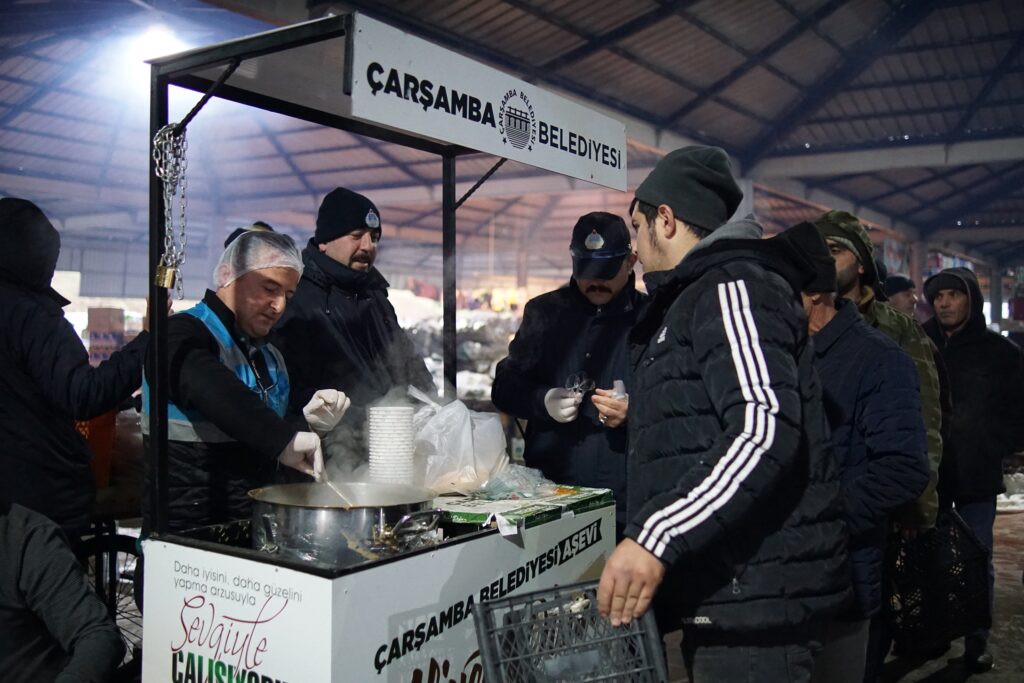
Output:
[249, 482, 440, 567]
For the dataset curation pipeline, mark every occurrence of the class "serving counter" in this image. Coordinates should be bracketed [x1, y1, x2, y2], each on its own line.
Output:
[141, 489, 614, 682]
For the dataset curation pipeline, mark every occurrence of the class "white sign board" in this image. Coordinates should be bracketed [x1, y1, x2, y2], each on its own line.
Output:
[142, 506, 614, 682]
[345, 13, 627, 191]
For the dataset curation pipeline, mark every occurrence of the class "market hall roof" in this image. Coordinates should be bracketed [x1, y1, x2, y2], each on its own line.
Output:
[1, 0, 1022, 296]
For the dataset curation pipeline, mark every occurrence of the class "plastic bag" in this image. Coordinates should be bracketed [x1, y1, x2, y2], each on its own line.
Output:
[409, 386, 508, 493]
[479, 463, 559, 499]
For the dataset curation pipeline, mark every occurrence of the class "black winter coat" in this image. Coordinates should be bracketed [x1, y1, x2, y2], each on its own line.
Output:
[273, 244, 434, 451]
[0, 200, 147, 534]
[491, 277, 646, 527]
[0, 500, 124, 682]
[924, 268, 1024, 501]
[813, 299, 929, 618]
[626, 219, 851, 633]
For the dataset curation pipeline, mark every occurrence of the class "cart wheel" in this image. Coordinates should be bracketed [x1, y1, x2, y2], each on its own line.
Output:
[75, 533, 143, 670]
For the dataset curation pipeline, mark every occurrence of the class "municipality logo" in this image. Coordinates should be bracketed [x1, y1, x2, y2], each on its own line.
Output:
[498, 89, 536, 151]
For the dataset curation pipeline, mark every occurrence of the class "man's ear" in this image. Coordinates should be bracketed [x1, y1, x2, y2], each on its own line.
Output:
[626, 252, 638, 269]
[658, 204, 678, 239]
[318, 241, 328, 253]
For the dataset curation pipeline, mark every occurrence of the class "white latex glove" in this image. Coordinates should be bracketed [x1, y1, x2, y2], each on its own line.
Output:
[302, 389, 351, 436]
[278, 431, 324, 479]
[544, 387, 581, 423]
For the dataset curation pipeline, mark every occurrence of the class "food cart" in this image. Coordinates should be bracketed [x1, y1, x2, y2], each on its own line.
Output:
[142, 11, 627, 682]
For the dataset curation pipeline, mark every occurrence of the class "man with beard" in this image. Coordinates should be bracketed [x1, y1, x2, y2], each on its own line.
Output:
[922, 267, 1024, 673]
[273, 188, 434, 460]
[814, 212, 943, 681]
[492, 212, 643, 538]
[597, 147, 850, 682]
[775, 223, 928, 683]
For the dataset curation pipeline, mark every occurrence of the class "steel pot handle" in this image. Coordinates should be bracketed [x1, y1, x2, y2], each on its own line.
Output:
[390, 509, 443, 538]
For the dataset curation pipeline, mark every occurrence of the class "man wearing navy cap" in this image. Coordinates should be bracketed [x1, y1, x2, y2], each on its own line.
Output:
[273, 187, 434, 460]
[492, 211, 645, 537]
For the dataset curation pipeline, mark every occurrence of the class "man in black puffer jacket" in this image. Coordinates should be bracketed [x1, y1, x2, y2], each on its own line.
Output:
[0, 198, 149, 537]
[922, 267, 1024, 673]
[492, 212, 645, 537]
[597, 147, 851, 683]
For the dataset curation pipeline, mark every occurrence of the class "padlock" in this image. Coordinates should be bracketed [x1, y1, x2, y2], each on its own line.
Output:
[154, 264, 177, 289]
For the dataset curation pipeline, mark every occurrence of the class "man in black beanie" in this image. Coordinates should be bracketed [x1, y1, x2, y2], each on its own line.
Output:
[492, 212, 645, 538]
[598, 148, 851, 683]
[273, 187, 434, 462]
[884, 274, 918, 318]
[776, 223, 928, 683]
[921, 267, 1024, 673]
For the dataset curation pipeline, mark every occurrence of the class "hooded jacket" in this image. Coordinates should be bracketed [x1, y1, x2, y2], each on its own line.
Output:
[923, 268, 1024, 500]
[626, 218, 851, 633]
[491, 275, 646, 530]
[273, 243, 435, 449]
[0, 199, 148, 534]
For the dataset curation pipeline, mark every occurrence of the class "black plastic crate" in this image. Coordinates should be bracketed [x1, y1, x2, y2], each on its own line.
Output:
[890, 509, 991, 654]
[473, 581, 668, 683]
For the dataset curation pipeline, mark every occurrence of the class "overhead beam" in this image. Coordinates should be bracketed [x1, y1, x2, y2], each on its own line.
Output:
[920, 161, 1024, 234]
[749, 136, 1024, 178]
[930, 226, 1024, 243]
[662, 0, 848, 126]
[949, 33, 1024, 142]
[538, 1, 698, 72]
[759, 178, 920, 242]
[741, 0, 937, 167]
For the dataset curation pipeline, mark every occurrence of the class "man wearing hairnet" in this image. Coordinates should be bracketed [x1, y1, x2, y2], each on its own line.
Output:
[142, 226, 349, 533]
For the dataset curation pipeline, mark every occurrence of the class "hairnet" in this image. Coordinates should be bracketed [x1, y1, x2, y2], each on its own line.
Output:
[213, 230, 302, 289]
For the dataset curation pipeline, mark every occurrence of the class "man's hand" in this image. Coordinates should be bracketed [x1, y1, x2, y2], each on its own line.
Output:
[544, 388, 581, 423]
[592, 388, 628, 428]
[278, 431, 324, 479]
[303, 389, 351, 436]
[597, 538, 665, 626]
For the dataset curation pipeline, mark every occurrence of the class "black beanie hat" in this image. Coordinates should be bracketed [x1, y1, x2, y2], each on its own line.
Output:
[315, 187, 381, 244]
[634, 145, 743, 232]
[773, 221, 836, 293]
[884, 274, 915, 297]
[224, 221, 274, 248]
[0, 197, 67, 304]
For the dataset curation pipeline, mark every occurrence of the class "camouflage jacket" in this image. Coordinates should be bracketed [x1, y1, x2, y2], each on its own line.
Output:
[860, 291, 942, 528]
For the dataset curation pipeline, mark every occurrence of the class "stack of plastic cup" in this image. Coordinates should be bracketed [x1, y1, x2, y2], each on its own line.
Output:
[367, 405, 415, 484]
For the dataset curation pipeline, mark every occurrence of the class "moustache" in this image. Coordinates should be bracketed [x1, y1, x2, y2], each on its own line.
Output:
[586, 285, 611, 294]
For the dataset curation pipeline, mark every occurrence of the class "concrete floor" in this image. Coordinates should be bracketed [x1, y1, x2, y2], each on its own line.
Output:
[664, 512, 1024, 682]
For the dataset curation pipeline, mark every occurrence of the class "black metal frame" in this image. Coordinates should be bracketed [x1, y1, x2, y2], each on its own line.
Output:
[147, 14, 485, 535]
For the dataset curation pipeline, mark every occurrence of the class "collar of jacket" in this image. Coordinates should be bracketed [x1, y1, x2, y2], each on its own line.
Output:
[0, 276, 70, 309]
[301, 240, 389, 294]
[567, 273, 638, 315]
[813, 298, 860, 356]
[201, 289, 264, 353]
[641, 217, 804, 303]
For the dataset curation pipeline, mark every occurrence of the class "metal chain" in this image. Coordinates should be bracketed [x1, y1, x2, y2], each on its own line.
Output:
[153, 123, 189, 299]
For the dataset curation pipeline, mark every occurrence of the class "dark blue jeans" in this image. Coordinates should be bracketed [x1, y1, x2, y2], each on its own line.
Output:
[954, 498, 996, 651]
[682, 628, 819, 683]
